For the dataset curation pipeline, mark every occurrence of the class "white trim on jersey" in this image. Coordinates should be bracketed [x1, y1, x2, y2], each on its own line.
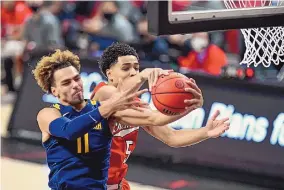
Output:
[113, 127, 139, 137]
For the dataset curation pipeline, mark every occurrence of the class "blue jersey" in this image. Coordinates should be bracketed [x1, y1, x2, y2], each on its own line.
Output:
[42, 100, 112, 190]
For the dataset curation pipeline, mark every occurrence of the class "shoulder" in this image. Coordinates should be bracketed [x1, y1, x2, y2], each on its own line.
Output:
[98, 85, 118, 93]
[91, 82, 107, 99]
[94, 85, 118, 101]
[37, 107, 61, 122]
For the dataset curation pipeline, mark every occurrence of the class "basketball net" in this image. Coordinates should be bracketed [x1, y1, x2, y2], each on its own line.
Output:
[223, 0, 284, 68]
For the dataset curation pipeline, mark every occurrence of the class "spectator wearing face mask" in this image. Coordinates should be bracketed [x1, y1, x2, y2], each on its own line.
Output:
[23, 1, 64, 51]
[82, 1, 136, 43]
[178, 32, 227, 76]
[135, 18, 168, 56]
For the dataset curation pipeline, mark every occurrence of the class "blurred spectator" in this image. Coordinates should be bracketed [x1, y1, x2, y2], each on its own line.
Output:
[82, 1, 136, 43]
[23, 1, 64, 51]
[187, 0, 226, 49]
[47, 1, 64, 16]
[131, 0, 147, 15]
[178, 32, 227, 76]
[134, 18, 169, 61]
[116, 1, 144, 25]
[166, 34, 192, 59]
[1, 1, 33, 103]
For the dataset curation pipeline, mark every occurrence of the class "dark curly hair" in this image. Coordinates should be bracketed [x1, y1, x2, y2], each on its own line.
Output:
[99, 42, 139, 77]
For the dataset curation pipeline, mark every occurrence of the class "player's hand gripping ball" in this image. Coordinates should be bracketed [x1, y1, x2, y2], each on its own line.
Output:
[151, 72, 194, 115]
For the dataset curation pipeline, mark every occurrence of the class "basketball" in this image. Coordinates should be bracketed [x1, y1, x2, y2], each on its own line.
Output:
[151, 72, 193, 115]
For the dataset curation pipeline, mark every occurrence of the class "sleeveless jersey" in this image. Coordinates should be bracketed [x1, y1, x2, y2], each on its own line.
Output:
[91, 82, 140, 185]
[42, 100, 112, 190]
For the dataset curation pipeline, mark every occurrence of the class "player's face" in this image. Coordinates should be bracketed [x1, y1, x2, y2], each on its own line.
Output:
[51, 66, 84, 105]
[107, 55, 140, 86]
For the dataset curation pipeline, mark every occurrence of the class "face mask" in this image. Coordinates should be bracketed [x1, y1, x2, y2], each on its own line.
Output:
[103, 13, 115, 22]
[30, 6, 40, 12]
[190, 37, 209, 52]
[140, 34, 147, 39]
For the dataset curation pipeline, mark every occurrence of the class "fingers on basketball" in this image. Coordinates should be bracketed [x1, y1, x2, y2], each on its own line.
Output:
[190, 78, 196, 84]
[185, 105, 198, 112]
[148, 72, 154, 91]
[184, 99, 199, 106]
[153, 70, 159, 87]
[184, 88, 201, 98]
[185, 80, 202, 94]
[162, 69, 172, 76]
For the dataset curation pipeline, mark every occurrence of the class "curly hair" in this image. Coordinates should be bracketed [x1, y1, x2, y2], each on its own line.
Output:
[99, 42, 139, 77]
[33, 49, 81, 93]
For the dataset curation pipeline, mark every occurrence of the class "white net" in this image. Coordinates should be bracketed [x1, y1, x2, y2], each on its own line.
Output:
[223, 0, 284, 67]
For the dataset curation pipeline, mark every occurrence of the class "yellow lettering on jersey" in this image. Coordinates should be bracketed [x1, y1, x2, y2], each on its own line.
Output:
[91, 100, 97, 105]
[84, 133, 89, 153]
[94, 123, 102, 130]
[77, 137, 82, 153]
[53, 104, 60, 110]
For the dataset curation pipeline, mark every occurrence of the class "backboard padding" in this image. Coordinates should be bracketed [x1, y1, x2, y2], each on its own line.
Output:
[147, 1, 284, 35]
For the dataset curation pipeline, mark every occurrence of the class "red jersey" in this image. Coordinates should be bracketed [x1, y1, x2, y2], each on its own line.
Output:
[91, 82, 139, 186]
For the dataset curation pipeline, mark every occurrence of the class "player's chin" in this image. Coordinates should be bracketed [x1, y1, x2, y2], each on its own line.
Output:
[71, 96, 84, 104]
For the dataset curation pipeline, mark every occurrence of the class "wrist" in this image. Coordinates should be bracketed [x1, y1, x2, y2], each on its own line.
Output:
[98, 103, 113, 118]
[202, 126, 210, 139]
[140, 69, 151, 80]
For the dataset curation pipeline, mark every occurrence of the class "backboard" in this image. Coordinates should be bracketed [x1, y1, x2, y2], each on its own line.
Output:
[147, 0, 284, 35]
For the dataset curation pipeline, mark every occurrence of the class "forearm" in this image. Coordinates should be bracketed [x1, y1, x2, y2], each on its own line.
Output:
[114, 108, 190, 127]
[49, 105, 108, 140]
[152, 111, 189, 126]
[144, 124, 209, 148]
[170, 127, 209, 147]
[113, 109, 154, 127]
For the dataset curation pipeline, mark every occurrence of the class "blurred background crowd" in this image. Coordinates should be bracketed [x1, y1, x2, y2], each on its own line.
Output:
[1, 0, 283, 104]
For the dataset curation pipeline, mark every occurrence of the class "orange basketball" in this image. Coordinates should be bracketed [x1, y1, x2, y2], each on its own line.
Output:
[151, 72, 193, 115]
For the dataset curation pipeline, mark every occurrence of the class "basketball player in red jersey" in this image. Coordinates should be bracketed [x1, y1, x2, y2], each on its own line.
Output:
[91, 43, 230, 190]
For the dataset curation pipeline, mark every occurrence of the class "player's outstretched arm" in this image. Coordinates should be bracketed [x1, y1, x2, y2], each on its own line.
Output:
[37, 81, 148, 140]
[37, 106, 106, 141]
[118, 78, 204, 126]
[114, 105, 195, 127]
[95, 85, 188, 126]
[95, 78, 203, 127]
[143, 110, 230, 148]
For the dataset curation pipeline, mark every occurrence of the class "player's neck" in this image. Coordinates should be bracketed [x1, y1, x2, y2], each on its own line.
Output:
[72, 101, 87, 112]
[60, 100, 87, 112]
[108, 81, 116, 87]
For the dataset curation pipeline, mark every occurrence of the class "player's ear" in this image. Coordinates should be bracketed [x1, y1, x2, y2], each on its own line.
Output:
[106, 69, 112, 81]
[51, 86, 58, 97]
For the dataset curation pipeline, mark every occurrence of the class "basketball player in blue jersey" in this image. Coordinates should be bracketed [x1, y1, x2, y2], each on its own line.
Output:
[33, 49, 151, 190]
